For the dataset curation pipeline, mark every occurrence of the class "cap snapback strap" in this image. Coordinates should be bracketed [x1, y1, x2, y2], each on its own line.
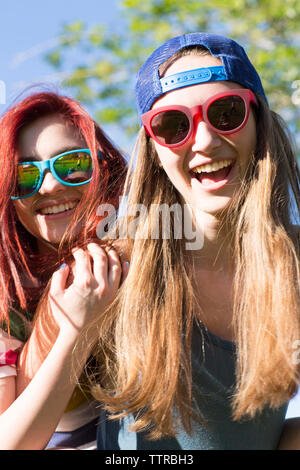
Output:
[160, 66, 227, 93]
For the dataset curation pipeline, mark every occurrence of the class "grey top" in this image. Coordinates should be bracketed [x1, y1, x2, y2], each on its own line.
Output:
[97, 325, 288, 450]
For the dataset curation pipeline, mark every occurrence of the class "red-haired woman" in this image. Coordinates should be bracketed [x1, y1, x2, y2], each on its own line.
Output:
[0, 90, 127, 449]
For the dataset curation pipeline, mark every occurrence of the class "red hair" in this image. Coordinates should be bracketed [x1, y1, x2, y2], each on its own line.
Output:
[0, 90, 127, 334]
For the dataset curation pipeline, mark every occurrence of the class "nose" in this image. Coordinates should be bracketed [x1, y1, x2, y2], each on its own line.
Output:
[38, 170, 66, 195]
[191, 117, 222, 154]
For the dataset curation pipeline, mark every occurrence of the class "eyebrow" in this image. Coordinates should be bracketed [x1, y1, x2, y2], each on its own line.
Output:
[18, 146, 87, 163]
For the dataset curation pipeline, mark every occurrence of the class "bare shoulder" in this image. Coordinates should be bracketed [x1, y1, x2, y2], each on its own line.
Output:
[277, 417, 300, 450]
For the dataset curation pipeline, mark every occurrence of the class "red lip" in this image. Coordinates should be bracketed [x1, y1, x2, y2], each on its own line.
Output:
[190, 159, 236, 191]
[189, 157, 235, 172]
[38, 204, 78, 220]
[34, 197, 80, 212]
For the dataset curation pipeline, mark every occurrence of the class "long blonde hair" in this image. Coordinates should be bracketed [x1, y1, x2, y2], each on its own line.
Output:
[88, 48, 300, 439]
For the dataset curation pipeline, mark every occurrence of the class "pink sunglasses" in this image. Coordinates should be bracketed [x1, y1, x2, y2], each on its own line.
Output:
[142, 89, 258, 148]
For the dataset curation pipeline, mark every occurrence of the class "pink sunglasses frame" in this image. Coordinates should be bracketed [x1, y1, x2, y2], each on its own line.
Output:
[141, 88, 258, 148]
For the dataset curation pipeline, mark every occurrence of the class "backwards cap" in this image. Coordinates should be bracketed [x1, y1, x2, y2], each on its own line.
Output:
[135, 32, 267, 117]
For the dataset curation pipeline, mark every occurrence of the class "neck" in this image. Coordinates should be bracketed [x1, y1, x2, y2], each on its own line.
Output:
[37, 238, 59, 256]
[185, 206, 233, 271]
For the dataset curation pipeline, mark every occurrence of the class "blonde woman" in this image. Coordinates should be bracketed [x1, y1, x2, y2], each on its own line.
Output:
[91, 33, 300, 450]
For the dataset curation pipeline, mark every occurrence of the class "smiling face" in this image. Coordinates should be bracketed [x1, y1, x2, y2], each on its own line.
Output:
[151, 54, 257, 216]
[13, 113, 89, 253]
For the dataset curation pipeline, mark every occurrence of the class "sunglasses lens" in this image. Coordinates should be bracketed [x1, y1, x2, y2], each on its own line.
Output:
[53, 151, 93, 184]
[14, 164, 40, 198]
[207, 96, 246, 132]
[151, 110, 190, 145]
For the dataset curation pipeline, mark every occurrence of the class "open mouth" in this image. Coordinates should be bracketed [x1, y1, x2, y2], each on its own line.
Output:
[191, 159, 234, 187]
[37, 200, 79, 216]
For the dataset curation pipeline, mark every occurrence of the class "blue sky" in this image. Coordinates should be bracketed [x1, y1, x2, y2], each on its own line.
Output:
[0, 0, 133, 151]
[0, 1, 119, 97]
[0, 0, 299, 420]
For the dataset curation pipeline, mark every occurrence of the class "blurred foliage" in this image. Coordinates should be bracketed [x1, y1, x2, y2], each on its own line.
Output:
[45, 0, 300, 148]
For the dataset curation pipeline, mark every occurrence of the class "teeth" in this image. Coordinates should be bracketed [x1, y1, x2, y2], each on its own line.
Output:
[193, 159, 233, 174]
[40, 201, 78, 215]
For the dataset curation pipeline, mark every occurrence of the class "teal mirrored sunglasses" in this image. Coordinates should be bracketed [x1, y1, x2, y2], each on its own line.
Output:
[11, 148, 104, 200]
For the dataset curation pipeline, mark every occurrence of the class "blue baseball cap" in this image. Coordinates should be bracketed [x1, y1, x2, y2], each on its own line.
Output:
[135, 32, 267, 118]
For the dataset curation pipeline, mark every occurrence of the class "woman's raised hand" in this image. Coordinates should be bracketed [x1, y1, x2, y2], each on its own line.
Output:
[48, 243, 124, 337]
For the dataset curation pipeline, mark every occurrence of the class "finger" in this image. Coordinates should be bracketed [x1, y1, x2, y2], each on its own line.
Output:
[86, 242, 109, 285]
[50, 263, 70, 295]
[72, 248, 94, 285]
[106, 247, 122, 288]
[121, 261, 130, 284]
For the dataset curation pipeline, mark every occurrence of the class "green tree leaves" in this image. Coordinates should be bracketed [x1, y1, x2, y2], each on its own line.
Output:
[45, 0, 300, 151]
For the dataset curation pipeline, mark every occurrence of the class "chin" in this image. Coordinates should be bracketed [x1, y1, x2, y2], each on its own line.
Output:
[40, 221, 83, 245]
[195, 196, 233, 215]
[38, 230, 73, 247]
